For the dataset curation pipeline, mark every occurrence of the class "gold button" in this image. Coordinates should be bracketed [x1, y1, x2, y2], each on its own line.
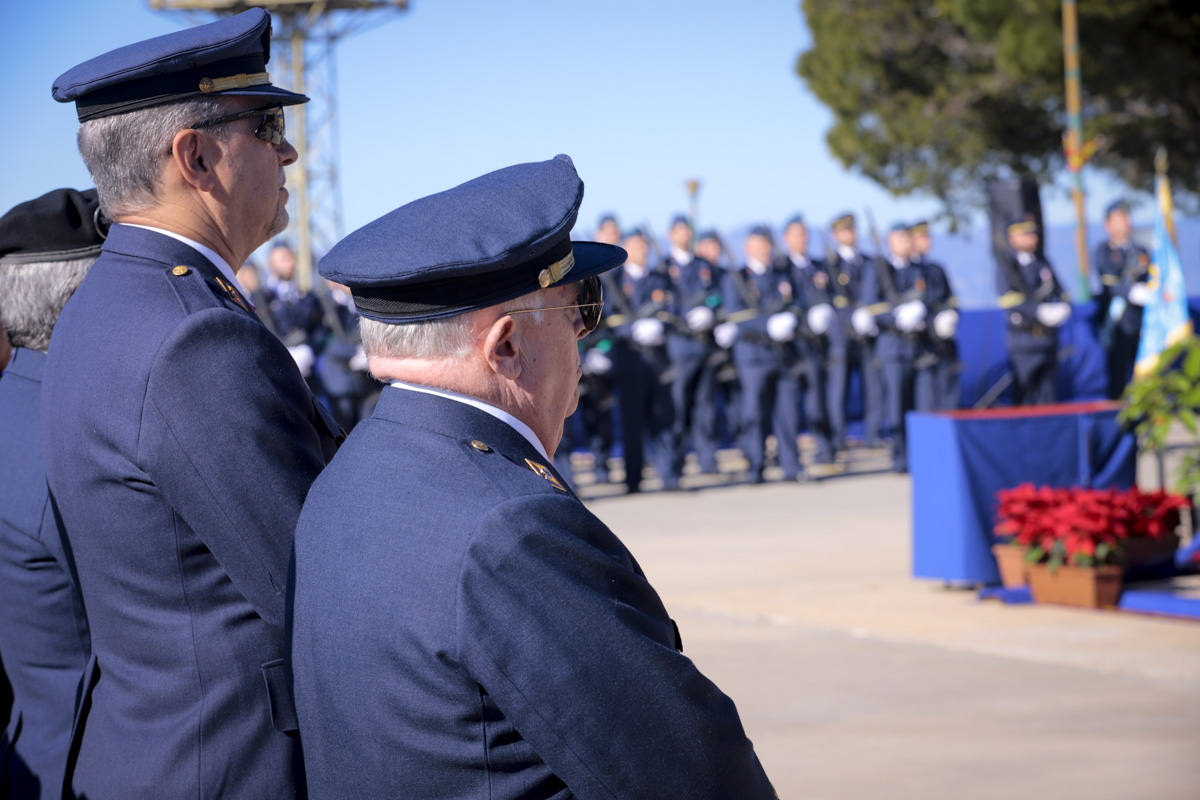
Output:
[171, 265, 190, 276]
[469, 440, 491, 452]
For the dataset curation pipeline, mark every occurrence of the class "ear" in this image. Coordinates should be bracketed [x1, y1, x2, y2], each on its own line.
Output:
[169, 129, 220, 193]
[482, 314, 522, 381]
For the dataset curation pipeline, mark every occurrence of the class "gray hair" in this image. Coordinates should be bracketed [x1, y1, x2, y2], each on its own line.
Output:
[76, 97, 234, 218]
[0, 256, 97, 352]
[358, 292, 548, 371]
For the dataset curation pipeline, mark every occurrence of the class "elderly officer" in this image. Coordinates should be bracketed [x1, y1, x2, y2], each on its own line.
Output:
[0, 188, 103, 799]
[664, 213, 722, 476]
[1093, 199, 1151, 399]
[291, 155, 775, 798]
[999, 215, 1071, 405]
[42, 10, 341, 797]
[715, 225, 805, 482]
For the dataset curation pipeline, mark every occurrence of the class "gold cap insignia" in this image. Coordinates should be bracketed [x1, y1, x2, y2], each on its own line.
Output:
[199, 71, 271, 94]
[537, 251, 576, 289]
[525, 458, 567, 492]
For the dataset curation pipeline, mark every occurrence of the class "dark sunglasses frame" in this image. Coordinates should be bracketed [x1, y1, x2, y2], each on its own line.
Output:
[505, 275, 605, 334]
[188, 106, 286, 146]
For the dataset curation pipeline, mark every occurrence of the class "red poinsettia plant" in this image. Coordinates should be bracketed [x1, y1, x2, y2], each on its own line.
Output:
[994, 484, 1191, 570]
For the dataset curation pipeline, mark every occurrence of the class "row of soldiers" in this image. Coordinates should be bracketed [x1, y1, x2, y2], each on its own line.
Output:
[554, 212, 962, 486]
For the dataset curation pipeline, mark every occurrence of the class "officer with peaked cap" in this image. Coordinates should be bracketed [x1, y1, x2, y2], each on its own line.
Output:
[1000, 215, 1071, 404]
[1093, 199, 1151, 398]
[291, 155, 776, 799]
[828, 212, 883, 448]
[41, 10, 341, 797]
[0, 188, 103, 799]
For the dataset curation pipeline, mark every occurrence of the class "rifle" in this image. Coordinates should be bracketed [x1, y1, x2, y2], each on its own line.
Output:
[973, 345, 1077, 409]
[1097, 245, 1148, 348]
[864, 208, 924, 332]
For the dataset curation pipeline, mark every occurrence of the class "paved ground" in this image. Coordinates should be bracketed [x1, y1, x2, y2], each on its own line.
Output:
[578, 458, 1200, 798]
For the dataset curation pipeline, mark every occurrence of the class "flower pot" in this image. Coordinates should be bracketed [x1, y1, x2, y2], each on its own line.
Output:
[1121, 531, 1181, 569]
[1027, 564, 1123, 609]
[991, 544, 1028, 588]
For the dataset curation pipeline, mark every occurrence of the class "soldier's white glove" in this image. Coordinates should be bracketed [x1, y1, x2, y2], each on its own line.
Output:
[631, 317, 665, 347]
[766, 311, 799, 342]
[714, 321, 739, 349]
[348, 345, 369, 372]
[851, 307, 879, 337]
[933, 309, 959, 340]
[1127, 283, 1152, 306]
[288, 343, 315, 378]
[1035, 302, 1072, 328]
[582, 348, 612, 375]
[685, 305, 716, 332]
[894, 300, 927, 332]
[806, 303, 834, 335]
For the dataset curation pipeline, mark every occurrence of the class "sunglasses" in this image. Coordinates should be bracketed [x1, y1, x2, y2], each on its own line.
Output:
[505, 275, 604, 334]
[189, 106, 286, 146]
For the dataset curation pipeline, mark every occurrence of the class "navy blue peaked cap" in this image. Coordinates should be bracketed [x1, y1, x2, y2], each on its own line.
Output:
[0, 188, 106, 264]
[784, 214, 805, 229]
[53, 8, 308, 122]
[747, 224, 774, 240]
[320, 155, 627, 323]
[669, 214, 691, 229]
[1105, 198, 1130, 218]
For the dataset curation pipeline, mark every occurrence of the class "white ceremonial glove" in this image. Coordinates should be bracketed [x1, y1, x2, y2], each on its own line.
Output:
[806, 303, 834, 335]
[766, 311, 800, 342]
[933, 309, 959, 340]
[582, 348, 612, 375]
[894, 300, 928, 332]
[1127, 283, 1153, 306]
[714, 321, 739, 349]
[288, 343, 315, 378]
[631, 317, 666, 347]
[851, 307, 879, 337]
[1035, 302, 1072, 328]
[348, 345, 369, 372]
[685, 305, 716, 332]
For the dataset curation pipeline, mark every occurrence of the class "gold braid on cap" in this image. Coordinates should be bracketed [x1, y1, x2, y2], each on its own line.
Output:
[537, 251, 575, 288]
[199, 71, 271, 93]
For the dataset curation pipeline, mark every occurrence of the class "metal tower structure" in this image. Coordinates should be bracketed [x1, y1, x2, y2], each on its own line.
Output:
[149, 0, 409, 289]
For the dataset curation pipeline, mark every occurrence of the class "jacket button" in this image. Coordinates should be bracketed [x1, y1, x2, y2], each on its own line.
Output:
[469, 440, 491, 452]
[171, 265, 190, 276]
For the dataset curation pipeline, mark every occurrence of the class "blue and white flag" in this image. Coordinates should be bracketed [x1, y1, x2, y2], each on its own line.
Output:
[1134, 173, 1192, 377]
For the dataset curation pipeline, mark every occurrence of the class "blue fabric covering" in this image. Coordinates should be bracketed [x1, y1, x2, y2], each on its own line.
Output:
[1118, 589, 1200, 620]
[909, 403, 1136, 584]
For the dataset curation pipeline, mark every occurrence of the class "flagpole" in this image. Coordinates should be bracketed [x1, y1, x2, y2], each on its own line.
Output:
[1062, 0, 1090, 301]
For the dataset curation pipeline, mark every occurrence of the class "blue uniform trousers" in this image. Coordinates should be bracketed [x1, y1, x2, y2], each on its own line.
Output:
[613, 343, 679, 490]
[668, 338, 719, 474]
[737, 359, 802, 480]
[801, 346, 837, 464]
[1011, 346, 1058, 406]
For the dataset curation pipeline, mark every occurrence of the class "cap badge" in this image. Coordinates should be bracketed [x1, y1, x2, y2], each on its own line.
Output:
[525, 458, 567, 493]
[199, 71, 271, 94]
[537, 250, 575, 289]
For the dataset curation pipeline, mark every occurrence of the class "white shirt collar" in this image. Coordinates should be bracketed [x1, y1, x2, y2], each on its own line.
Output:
[388, 380, 550, 462]
[1016, 251, 1034, 267]
[890, 256, 908, 269]
[790, 252, 809, 269]
[121, 223, 252, 304]
[670, 246, 693, 266]
[623, 261, 647, 280]
[837, 244, 857, 262]
[746, 257, 769, 275]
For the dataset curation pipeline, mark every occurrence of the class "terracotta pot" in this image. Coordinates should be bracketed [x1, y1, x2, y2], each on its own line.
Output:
[1121, 531, 1181, 568]
[1027, 563, 1124, 609]
[991, 544, 1028, 588]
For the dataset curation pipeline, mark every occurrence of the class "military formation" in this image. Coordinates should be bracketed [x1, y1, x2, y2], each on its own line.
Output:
[555, 211, 964, 485]
[0, 8, 1159, 800]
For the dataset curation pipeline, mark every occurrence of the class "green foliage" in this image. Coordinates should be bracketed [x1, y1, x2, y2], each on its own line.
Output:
[796, 0, 1200, 227]
[1119, 335, 1200, 493]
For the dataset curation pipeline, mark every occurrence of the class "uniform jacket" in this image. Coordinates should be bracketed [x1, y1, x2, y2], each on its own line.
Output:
[0, 348, 90, 799]
[1093, 241, 1150, 336]
[1000, 252, 1068, 352]
[721, 263, 802, 367]
[41, 225, 341, 799]
[861, 258, 926, 362]
[663, 253, 719, 358]
[291, 387, 775, 800]
[601, 266, 674, 363]
[788, 254, 844, 353]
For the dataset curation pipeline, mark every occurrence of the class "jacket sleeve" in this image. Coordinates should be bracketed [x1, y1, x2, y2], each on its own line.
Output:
[456, 494, 776, 800]
[140, 308, 336, 626]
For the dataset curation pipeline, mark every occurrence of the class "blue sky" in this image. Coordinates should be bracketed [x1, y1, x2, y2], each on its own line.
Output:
[0, 0, 1183, 296]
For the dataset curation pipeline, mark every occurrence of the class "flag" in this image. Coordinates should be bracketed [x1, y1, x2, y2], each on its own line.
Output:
[1133, 172, 1192, 378]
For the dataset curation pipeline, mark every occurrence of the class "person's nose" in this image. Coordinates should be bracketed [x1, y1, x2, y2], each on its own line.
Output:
[277, 137, 299, 167]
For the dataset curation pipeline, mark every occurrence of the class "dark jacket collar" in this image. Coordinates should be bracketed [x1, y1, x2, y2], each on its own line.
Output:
[103, 223, 223, 278]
